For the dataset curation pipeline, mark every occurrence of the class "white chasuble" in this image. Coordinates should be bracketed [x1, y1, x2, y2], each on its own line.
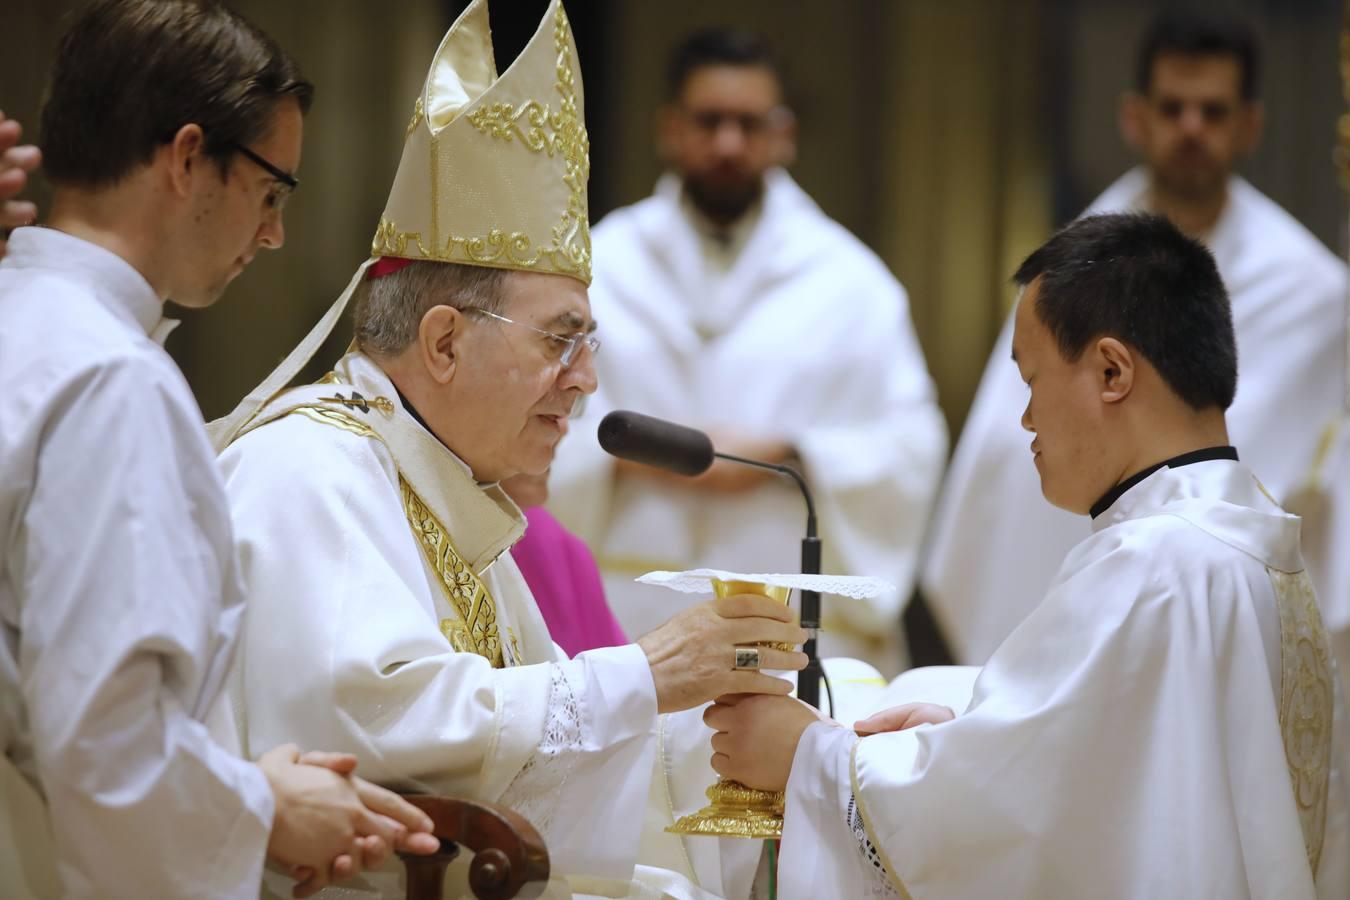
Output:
[779, 459, 1350, 899]
[922, 168, 1349, 666]
[549, 170, 947, 676]
[221, 351, 752, 899]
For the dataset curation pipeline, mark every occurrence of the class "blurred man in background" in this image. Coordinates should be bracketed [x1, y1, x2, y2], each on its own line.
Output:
[923, 11, 1349, 669]
[550, 28, 947, 676]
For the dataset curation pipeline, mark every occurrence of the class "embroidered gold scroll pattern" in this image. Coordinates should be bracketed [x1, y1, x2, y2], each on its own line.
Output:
[400, 477, 504, 668]
[372, 218, 571, 274]
[1271, 567, 1332, 874]
[373, 3, 590, 280]
[406, 96, 424, 138]
[462, 2, 589, 279]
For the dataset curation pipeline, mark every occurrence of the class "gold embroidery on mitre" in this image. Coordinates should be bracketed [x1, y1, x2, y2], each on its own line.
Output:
[1271, 568, 1333, 874]
[371, 2, 591, 282]
[371, 218, 430, 259]
[406, 96, 425, 138]
[401, 477, 504, 668]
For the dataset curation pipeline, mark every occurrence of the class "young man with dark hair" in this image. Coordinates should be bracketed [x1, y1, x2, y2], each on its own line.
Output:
[924, 10, 1349, 674]
[707, 213, 1349, 899]
[0, 2, 435, 897]
[550, 26, 947, 676]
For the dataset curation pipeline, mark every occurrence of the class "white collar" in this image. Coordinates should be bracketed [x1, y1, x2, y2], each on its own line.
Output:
[1090, 458, 1303, 573]
[1, 226, 178, 345]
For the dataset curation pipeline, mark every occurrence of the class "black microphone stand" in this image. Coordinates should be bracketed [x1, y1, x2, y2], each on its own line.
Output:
[714, 452, 827, 711]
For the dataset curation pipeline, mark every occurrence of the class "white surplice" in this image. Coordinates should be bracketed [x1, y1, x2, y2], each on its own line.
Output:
[220, 350, 757, 900]
[549, 171, 947, 675]
[0, 228, 273, 898]
[780, 458, 1350, 899]
[922, 168, 1349, 664]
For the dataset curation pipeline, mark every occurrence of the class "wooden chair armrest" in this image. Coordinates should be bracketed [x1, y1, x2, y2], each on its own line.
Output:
[397, 795, 549, 900]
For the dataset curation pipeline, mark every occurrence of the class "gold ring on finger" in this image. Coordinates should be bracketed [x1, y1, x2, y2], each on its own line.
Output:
[733, 646, 762, 671]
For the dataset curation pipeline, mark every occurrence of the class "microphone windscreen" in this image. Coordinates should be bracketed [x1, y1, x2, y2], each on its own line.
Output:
[597, 410, 714, 477]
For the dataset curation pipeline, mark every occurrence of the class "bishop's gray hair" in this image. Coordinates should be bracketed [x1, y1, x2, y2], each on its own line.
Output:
[353, 260, 509, 357]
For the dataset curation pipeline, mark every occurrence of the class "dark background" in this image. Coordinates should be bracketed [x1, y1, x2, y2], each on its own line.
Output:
[4, 0, 1344, 434]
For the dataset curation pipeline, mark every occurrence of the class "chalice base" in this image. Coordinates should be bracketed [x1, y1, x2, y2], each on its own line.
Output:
[666, 777, 785, 839]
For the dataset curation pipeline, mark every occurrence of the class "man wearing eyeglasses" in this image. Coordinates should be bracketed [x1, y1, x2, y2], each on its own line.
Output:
[212, 2, 806, 896]
[0, 1, 444, 898]
[549, 28, 947, 677]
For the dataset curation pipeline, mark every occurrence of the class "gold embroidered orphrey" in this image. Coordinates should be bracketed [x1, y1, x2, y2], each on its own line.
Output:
[281, 398, 506, 669]
[402, 477, 505, 668]
[371, 2, 591, 282]
[1271, 568, 1333, 875]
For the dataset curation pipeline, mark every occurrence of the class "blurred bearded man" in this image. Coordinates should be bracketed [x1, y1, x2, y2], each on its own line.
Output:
[922, 11, 1349, 669]
[550, 28, 946, 676]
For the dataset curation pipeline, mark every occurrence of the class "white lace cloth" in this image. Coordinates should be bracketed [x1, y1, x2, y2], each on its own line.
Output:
[636, 568, 893, 599]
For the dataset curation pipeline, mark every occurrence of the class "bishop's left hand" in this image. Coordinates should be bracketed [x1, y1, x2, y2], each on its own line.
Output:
[704, 693, 836, 792]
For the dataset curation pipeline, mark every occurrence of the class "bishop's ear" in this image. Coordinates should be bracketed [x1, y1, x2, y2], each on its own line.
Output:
[1096, 337, 1135, 404]
[417, 305, 462, 385]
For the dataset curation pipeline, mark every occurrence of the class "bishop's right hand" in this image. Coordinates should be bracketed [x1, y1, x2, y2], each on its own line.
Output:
[637, 592, 808, 714]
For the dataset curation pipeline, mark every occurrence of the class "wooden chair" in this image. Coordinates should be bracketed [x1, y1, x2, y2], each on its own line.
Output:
[398, 796, 550, 900]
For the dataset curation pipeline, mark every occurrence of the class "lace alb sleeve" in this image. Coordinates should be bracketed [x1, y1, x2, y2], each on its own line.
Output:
[848, 792, 899, 896]
[497, 661, 585, 836]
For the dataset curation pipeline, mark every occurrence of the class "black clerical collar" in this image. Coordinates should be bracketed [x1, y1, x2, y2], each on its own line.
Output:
[1089, 446, 1239, 519]
[394, 388, 498, 487]
[395, 387, 434, 436]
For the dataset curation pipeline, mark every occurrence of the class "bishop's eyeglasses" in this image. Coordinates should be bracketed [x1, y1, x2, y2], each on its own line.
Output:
[466, 308, 601, 369]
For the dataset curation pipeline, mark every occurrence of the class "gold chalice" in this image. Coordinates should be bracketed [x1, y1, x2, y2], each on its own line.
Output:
[667, 578, 793, 840]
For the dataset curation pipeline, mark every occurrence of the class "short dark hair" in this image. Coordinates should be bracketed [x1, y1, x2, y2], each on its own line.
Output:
[41, 0, 314, 189]
[1013, 213, 1237, 412]
[667, 28, 783, 101]
[1136, 11, 1259, 101]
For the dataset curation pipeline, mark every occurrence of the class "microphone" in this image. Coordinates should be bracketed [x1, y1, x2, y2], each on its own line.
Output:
[597, 409, 828, 710]
[597, 410, 714, 477]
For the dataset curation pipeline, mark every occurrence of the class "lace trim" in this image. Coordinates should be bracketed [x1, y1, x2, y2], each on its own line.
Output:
[848, 794, 899, 896]
[636, 568, 893, 599]
[498, 662, 585, 836]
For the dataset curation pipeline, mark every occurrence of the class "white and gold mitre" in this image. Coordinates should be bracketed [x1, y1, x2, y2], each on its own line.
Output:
[207, 0, 591, 451]
[372, 0, 591, 284]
